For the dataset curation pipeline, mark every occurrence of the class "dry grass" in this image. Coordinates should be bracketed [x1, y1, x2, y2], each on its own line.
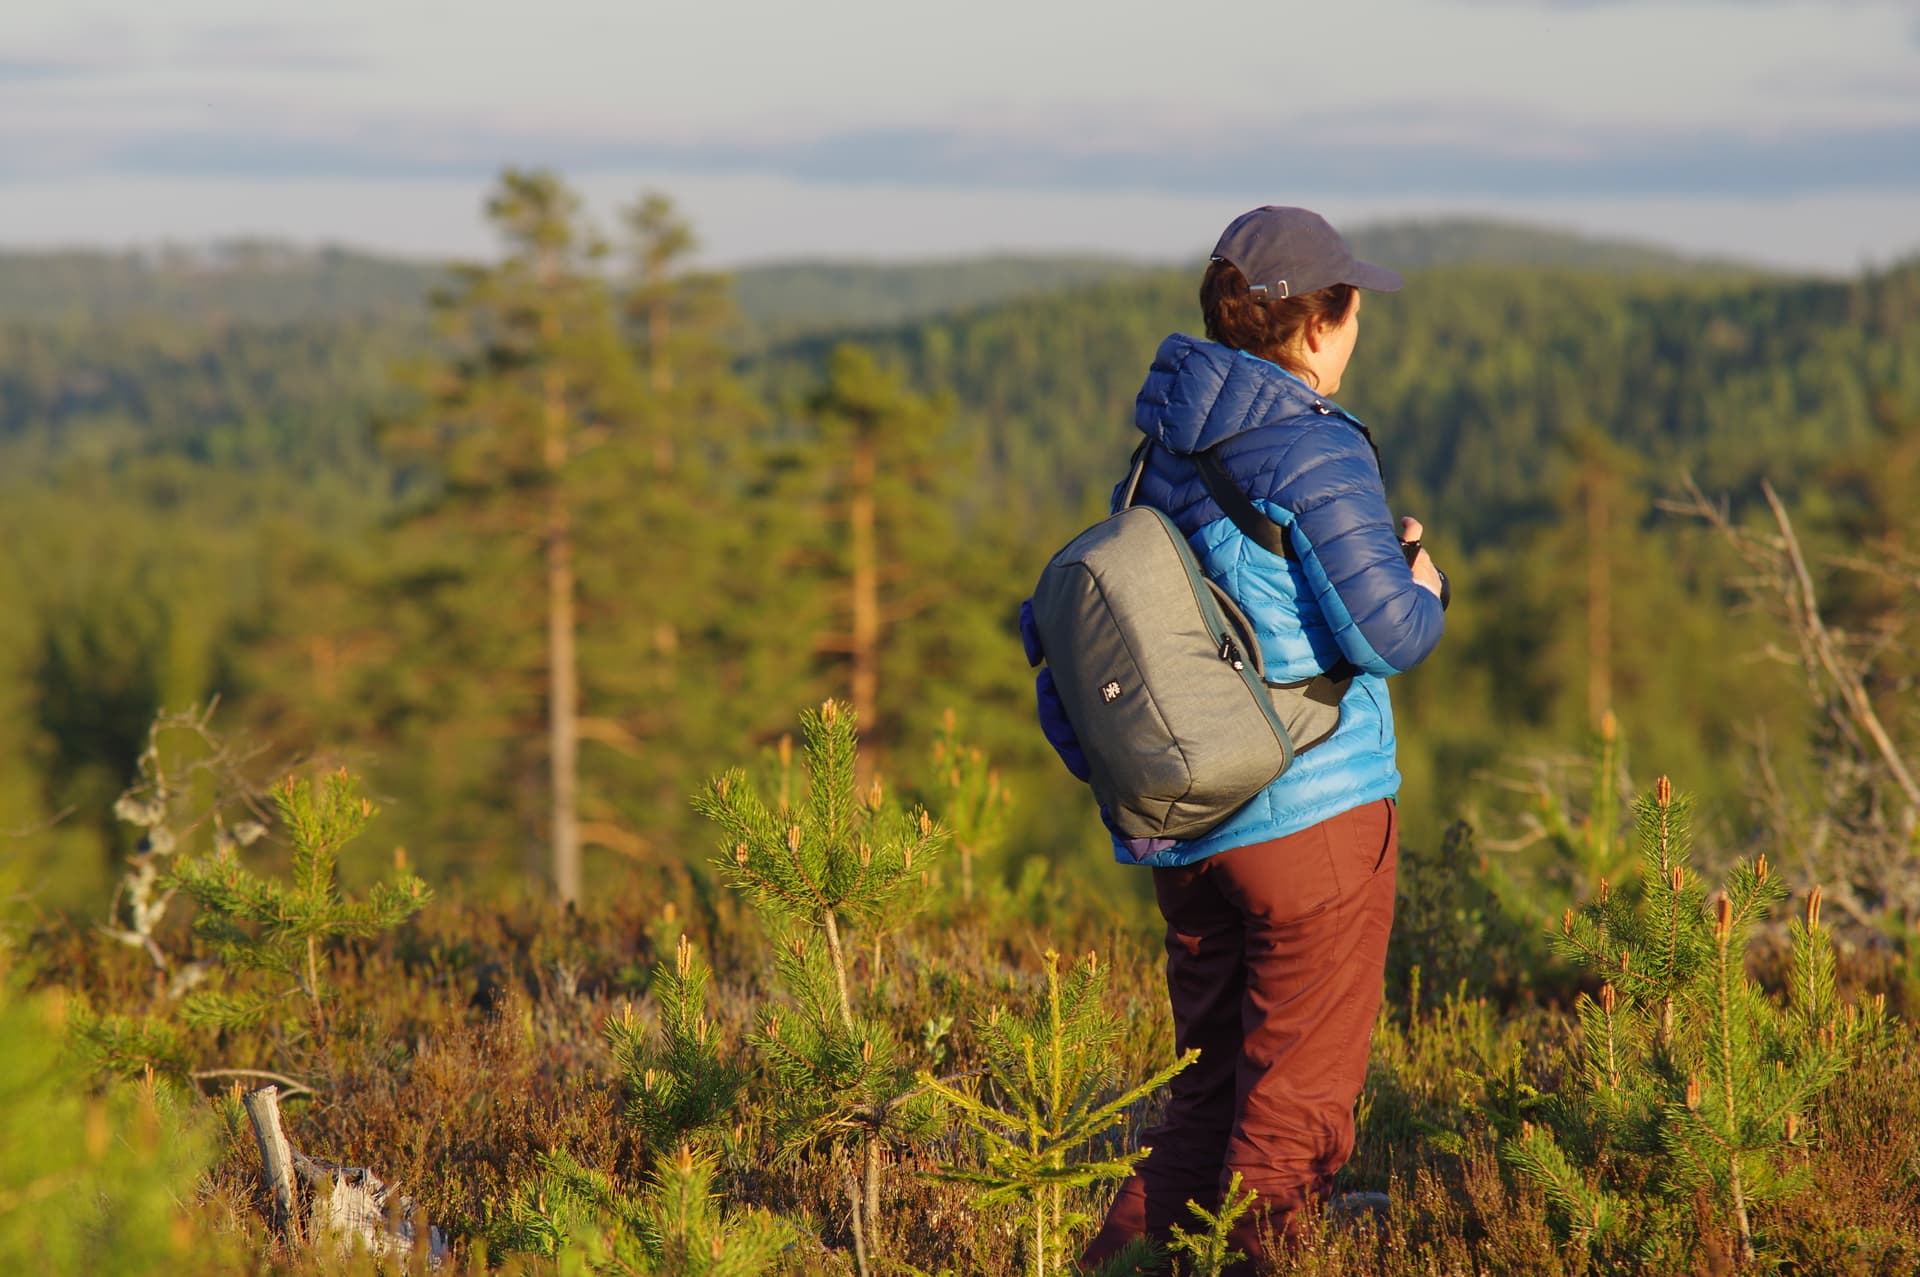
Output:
[15, 850, 1920, 1275]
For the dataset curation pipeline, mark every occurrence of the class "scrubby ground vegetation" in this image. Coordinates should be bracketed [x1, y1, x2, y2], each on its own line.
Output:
[4, 173, 1920, 1272]
[5, 702, 1919, 1274]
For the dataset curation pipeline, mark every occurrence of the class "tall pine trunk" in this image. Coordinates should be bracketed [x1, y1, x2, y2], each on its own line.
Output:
[1585, 461, 1613, 729]
[648, 293, 675, 471]
[544, 364, 582, 905]
[849, 428, 880, 764]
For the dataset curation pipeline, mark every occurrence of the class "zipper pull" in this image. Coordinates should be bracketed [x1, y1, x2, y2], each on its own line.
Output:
[1218, 636, 1245, 671]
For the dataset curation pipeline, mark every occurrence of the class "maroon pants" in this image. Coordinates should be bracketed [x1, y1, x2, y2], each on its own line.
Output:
[1081, 799, 1399, 1273]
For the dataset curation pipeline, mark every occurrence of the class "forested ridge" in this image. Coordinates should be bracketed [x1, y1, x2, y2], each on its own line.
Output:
[3, 209, 1918, 911]
[7, 183, 1920, 1274]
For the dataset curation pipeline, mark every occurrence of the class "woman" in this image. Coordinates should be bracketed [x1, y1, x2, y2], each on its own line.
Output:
[1075, 207, 1446, 1270]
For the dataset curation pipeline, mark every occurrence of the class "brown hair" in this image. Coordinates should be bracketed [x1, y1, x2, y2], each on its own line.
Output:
[1200, 259, 1356, 386]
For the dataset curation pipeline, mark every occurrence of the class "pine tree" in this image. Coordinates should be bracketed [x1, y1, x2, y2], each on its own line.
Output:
[918, 949, 1196, 1276]
[485, 1144, 790, 1275]
[492, 932, 787, 1275]
[584, 193, 783, 848]
[796, 348, 965, 770]
[924, 707, 1011, 903]
[1166, 1171, 1258, 1277]
[381, 168, 643, 902]
[694, 699, 944, 1277]
[0, 981, 217, 1275]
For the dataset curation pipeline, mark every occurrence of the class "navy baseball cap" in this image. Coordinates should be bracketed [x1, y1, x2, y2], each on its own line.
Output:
[1211, 206, 1402, 298]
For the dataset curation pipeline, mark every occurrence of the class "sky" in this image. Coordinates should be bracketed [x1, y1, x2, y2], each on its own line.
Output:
[4, 0, 1920, 272]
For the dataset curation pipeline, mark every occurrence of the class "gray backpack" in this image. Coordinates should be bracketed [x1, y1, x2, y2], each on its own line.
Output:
[1024, 443, 1347, 842]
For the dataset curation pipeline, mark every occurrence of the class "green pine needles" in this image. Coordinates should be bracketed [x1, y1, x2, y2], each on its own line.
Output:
[695, 699, 945, 1277]
[919, 949, 1197, 1277]
[1505, 776, 1886, 1266]
[490, 936, 783, 1274]
[1166, 1171, 1258, 1277]
[485, 1144, 791, 1276]
[928, 707, 1010, 903]
[606, 935, 744, 1156]
[167, 770, 430, 1041]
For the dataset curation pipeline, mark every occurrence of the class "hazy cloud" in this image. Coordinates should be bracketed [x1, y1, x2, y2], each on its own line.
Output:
[0, 57, 98, 83]
[1461, 0, 1890, 6]
[0, 17, 364, 84]
[170, 21, 366, 73]
[46, 113, 1920, 201]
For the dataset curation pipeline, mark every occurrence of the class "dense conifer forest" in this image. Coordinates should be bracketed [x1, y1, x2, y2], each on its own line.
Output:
[3, 180, 1918, 1273]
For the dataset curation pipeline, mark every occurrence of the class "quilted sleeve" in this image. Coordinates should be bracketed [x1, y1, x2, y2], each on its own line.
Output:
[1274, 424, 1445, 677]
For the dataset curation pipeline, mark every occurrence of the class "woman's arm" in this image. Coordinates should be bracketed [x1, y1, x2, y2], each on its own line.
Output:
[1273, 424, 1445, 677]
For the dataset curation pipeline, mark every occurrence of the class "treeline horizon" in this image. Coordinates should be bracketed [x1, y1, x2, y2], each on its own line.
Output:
[3, 175, 1918, 927]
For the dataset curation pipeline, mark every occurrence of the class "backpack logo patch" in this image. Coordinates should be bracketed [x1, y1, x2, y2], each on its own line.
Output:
[1101, 680, 1123, 703]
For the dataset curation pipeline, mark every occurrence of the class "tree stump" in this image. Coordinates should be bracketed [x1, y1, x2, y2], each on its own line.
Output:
[241, 1085, 302, 1246]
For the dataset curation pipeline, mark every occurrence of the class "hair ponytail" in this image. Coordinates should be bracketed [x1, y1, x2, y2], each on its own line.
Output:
[1200, 260, 1355, 387]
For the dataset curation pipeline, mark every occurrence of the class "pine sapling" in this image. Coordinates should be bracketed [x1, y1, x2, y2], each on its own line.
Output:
[167, 770, 430, 1045]
[486, 1145, 791, 1276]
[694, 699, 944, 1277]
[927, 707, 1009, 903]
[1166, 1171, 1258, 1277]
[494, 936, 787, 1274]
[606, 935, 743, 1156]
[638, 1145, 793, 1277]
[919, 949, 1197, 1277]
[1510, 775, 1859, 1265]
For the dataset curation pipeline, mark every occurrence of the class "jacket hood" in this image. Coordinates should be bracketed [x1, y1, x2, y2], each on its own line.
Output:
[1134, 333, 1331, 454]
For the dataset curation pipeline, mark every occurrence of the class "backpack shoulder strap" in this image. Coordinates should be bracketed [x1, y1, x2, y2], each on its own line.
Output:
[1113, 439, 1151, 513]
[1193, 448, 1297, 562]
[1195, 446, 1365, 684]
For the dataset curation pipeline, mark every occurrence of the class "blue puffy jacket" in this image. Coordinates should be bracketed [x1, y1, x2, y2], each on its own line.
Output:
[1046, 333, 1445, 868]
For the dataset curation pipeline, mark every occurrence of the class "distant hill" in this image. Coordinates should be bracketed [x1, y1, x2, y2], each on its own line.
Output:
[0, 240, 445, 325]
[748, 253, 1920, 549]
[727, 255, 1161, 347]
[1345, 219, 1762, 276]
[0, 218, 1765, 337]
[726, 222, 1765, 347]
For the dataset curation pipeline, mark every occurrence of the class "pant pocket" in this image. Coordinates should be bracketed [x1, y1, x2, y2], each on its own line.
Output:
[1371, 798, 1398, 876]
[1325, 800, 1395, 896]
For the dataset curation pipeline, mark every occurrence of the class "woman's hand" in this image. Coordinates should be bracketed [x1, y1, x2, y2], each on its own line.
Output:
[1400, 517, 1444, 599]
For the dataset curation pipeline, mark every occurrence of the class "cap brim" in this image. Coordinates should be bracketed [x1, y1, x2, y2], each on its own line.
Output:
[1346, 260, 1403, 293]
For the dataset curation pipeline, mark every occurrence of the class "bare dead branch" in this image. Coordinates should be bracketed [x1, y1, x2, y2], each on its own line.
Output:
[2, 806, 76, 840]
[195, 1069, 315, 1099]
[576, 716, 645, 757]
[578, 819, 652, 861]
[1760, 480, 1920, 814]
